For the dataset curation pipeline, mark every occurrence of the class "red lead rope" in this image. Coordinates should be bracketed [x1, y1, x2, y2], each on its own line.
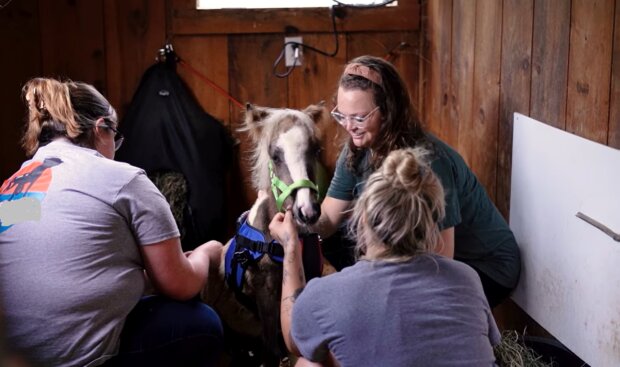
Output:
[178, 59, 245, 110]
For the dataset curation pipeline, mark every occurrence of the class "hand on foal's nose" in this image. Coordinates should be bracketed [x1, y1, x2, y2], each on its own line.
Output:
[269, 208, 298, 249]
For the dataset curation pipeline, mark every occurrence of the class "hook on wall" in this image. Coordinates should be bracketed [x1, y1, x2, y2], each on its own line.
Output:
[156, 43, 178, 66]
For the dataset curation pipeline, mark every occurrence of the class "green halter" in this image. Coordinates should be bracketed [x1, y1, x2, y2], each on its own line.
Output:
[269, 160, 319, 212]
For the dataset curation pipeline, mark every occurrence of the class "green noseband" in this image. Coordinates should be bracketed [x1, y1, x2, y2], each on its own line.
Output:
[269, 160, 319, 212]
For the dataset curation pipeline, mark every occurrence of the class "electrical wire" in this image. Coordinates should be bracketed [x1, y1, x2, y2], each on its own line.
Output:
[273, 6, 340, 78]
[272, 0, 397, 78]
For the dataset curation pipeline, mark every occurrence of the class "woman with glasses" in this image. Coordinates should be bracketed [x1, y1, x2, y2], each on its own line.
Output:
[316, 55, 521, 309]
[270, 148, 500, 366]
[0, 78, 223, 366]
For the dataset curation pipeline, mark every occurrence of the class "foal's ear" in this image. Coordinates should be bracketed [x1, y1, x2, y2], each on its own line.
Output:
[241, 103, 271, 133]
[302, 101, 327, 124]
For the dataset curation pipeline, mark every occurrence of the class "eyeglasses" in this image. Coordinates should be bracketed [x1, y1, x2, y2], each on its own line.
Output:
[101, 118, 124, 151]
[330, 106, 380, 128]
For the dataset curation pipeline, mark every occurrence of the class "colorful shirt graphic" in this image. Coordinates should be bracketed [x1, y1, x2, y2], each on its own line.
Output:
[0, 157, 62, 233]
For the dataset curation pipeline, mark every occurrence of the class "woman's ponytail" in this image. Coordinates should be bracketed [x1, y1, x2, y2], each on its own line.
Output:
[20, 78, 115, 156]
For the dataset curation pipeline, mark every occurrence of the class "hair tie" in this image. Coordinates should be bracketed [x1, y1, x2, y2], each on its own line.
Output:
[344, 63, 382, 86]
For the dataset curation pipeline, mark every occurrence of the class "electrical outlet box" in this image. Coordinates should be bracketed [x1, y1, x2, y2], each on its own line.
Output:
[284, 37, 303, 67]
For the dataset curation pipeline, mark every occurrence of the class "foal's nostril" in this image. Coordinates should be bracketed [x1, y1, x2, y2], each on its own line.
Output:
[297, 203, 320, 225]
[311, 202, 321, 220]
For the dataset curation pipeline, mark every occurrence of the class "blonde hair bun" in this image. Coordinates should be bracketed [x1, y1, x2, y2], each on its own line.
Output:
[379, 147, 432, 194]
[350, 147, 446, 260]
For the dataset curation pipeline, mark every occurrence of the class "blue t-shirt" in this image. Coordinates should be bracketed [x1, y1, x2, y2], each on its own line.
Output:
[326, 135, 520, 288]
[292, 255, 500, 366]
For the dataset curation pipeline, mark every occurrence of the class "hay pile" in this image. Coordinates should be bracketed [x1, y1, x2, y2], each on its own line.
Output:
[148, 171, 188, 239]
[494, 330, 554, 367]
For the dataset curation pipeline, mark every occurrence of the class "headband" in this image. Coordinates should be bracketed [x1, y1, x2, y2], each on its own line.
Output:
[344, 63, 382, 86]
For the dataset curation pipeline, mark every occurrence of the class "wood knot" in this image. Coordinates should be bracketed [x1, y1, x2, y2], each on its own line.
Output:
[576, 82, 590, 95]
[521, 58, 530, 71]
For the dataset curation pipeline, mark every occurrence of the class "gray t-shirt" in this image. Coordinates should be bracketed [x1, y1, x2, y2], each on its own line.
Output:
[292, 255, 500, 366]
[0, 139, 179, 367]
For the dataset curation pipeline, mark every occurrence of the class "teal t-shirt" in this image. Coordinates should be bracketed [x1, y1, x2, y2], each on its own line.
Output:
[326, 135, 520, 288]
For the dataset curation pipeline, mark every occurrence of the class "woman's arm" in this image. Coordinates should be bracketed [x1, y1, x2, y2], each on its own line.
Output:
[437, 227, 455, 258]
[269, 209, 306, 355]
[140, 239, 222, 301]
[314, 197, 352, 238]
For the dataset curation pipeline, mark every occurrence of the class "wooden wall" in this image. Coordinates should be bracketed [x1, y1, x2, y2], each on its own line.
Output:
[422, 0, 619, 337]
[0, 0, 168, 180]
[0, 0, 419, 229]
[423, 0, 620, 219]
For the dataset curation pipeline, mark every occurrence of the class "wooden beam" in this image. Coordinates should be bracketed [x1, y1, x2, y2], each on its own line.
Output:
[497, 0, 533, 219]
[423, 0, 452, 144]
[567, 0, 614, 144]
[530, 0, 570, 129]
[451, 0, 474, 151]
[468, 0, 502, 201]
[171, 0, 419, 35]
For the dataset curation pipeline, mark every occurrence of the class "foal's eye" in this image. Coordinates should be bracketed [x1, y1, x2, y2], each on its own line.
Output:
[271, 149, 283, 164]
[308, 143, 321, 158]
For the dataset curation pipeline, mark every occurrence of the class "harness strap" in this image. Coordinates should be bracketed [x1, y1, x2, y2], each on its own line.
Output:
[269, 160, 319, 212]
[235, 235, 284, 258]
[225, 240, 259, 315]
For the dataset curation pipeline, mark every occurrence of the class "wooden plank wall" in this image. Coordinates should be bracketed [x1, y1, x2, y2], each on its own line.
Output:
[0, 0, 165, 181]
[0, 0, 41, 181]
[422, 0, 619, 335]
[423, 0, 619, 218]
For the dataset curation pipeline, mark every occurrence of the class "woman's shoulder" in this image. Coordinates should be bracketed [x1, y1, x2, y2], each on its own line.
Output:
[422, 133, 474, 184]
[427, 255, 484, 286]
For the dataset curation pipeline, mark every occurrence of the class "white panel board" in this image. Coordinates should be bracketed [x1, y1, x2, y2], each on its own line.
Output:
[510, 113, 620, 367]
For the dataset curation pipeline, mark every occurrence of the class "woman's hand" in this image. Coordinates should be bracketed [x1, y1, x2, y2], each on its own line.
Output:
[269, 208, 299, 252]
[140, 238, 223, 301]
[192, 240, 223, 276]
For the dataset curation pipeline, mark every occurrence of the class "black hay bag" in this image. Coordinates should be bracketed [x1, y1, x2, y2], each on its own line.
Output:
[115, 61, 233, 250]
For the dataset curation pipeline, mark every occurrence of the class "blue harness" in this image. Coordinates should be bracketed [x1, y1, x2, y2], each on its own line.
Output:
[224, 211, 323, 313]
[225, 212, 284, 288]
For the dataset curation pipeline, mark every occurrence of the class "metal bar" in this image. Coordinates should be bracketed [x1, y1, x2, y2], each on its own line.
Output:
[576, 212, 620, 242]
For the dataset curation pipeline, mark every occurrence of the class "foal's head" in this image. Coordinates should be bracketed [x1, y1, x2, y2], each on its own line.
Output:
[242, 103, 325, 225]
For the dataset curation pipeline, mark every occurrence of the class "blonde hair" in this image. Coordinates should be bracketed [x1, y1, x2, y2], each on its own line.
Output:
[349, 147, 445, 261]
[21, 78, 116, 156]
